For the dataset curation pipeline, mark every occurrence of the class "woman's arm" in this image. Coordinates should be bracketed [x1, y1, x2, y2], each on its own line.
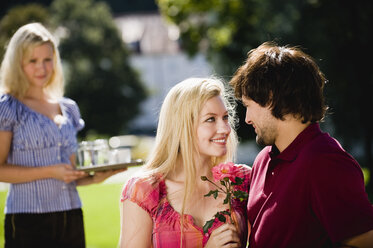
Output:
[0, 130, 86, 183]
[120, 199, 153, 248]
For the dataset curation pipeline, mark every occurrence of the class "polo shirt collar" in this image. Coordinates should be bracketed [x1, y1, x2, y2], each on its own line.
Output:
[269, 123, 321, 162]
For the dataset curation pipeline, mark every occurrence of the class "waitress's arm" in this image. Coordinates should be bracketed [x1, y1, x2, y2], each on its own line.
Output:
[0, 130, 85, 183]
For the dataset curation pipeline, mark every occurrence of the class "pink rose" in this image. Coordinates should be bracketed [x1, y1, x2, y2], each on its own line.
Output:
[202, 162, 248, 233]
[212, 162, 242, 183]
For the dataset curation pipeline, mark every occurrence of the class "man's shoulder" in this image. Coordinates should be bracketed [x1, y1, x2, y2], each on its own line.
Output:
[299, 132, 360, 171]
[300, 130, 344, 156]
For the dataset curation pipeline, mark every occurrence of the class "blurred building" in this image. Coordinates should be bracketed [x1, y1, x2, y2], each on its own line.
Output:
[114, 13, 213, 134]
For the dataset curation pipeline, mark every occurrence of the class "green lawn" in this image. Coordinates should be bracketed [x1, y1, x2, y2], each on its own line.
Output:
[0, 190, 6, 248]
[79, 183, 124, 248]
[0, 183, 125, 248]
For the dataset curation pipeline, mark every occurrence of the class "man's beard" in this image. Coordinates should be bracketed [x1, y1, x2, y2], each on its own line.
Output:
[256, 127, 276, 147]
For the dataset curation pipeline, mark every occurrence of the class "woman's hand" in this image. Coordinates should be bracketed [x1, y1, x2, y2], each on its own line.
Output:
[205, 223, 241, 248]
[50, 164, 87, 183]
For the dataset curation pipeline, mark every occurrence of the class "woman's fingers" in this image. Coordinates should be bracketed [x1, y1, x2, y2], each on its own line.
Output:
[206, 223, 241, 248]
[52, 164, 86, 183]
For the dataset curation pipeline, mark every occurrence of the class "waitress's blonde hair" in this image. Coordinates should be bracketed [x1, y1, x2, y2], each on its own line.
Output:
[0, 22, 64, 99]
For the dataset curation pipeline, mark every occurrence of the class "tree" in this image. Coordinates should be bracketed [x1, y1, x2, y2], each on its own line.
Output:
[157, 0, 373, 197]
[291, 0, 373, 196]
[0, 0, 53, 17]
[50, 0, 147, 137]
[157, 0, 301, 76]
[0, 4, 50, 60]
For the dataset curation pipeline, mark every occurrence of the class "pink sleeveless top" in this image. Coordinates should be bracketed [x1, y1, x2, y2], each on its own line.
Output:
[121, 164, 251, 247]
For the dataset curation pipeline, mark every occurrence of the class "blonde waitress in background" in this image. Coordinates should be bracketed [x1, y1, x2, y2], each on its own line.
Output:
[0, 23, 122, 248]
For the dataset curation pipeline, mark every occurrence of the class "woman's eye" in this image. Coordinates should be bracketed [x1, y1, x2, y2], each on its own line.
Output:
[29, 59, 37, 63]
[223, 115, 229, 121]
[206, 117, 215, 122]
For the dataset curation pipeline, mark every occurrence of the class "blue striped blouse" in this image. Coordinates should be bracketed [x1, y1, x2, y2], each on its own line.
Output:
[0, 93, 85, 214]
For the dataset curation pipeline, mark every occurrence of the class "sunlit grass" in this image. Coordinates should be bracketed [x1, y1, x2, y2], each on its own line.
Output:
[0, 190, 6, 247]
[78, 183, 124, 248]
[362, 167, 370, 186]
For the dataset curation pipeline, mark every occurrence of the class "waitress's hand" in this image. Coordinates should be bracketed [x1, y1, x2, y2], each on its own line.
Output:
[205, 223, 241, 248]
[51, 164, 86, 183]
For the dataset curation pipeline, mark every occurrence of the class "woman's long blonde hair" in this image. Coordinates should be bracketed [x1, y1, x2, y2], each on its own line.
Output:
[0, 22, 64, 99]
[143, 77, 238, 229]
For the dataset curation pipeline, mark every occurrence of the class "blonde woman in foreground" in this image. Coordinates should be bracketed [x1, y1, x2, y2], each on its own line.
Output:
[120, 78, 251, 247]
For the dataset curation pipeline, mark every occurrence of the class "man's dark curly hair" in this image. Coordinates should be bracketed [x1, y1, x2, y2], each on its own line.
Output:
[230, 41, 328, 123]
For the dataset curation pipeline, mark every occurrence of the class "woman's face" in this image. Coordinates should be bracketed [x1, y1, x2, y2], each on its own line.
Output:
[22, 43, 54, 89]
[196, 95, 231, 161]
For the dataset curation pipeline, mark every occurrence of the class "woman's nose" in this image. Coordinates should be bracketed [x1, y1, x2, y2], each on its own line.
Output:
[35, 61, 45, 71]
[217, 120, 231, 134]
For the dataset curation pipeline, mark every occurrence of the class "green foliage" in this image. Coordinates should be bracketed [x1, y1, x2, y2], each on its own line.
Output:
[204, 189, 219, 199]
[201, 172, 248, 233]
[157, 0, 301, 76]
[0, 4, 50, 60]
[50, 0, 147, 137]
[203, 219, 215, 234]
[202, 210, 230, 234]
[233, 190, 249, 202]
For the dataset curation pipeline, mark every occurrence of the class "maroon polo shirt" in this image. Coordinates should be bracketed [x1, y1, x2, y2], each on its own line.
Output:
[247, 123, 373, 248]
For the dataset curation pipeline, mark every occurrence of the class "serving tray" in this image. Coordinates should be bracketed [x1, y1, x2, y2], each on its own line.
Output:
[76, 159, 144, 172]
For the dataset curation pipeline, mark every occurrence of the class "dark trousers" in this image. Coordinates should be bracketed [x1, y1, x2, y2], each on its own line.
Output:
[4, 208, 85, 248]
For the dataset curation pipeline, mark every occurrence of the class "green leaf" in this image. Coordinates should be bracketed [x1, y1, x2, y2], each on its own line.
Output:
[217, 213, 226, 223]
[213, 191, 218, 199]
[204, 190, 219, 198]
[201, 176, 208, 181]
[223, 193, 230, 204]
[233, 190, 249, 201]
[203, 219, 215, 233]
[231, 177, 244, 185]
[221, 210, 230, 216]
